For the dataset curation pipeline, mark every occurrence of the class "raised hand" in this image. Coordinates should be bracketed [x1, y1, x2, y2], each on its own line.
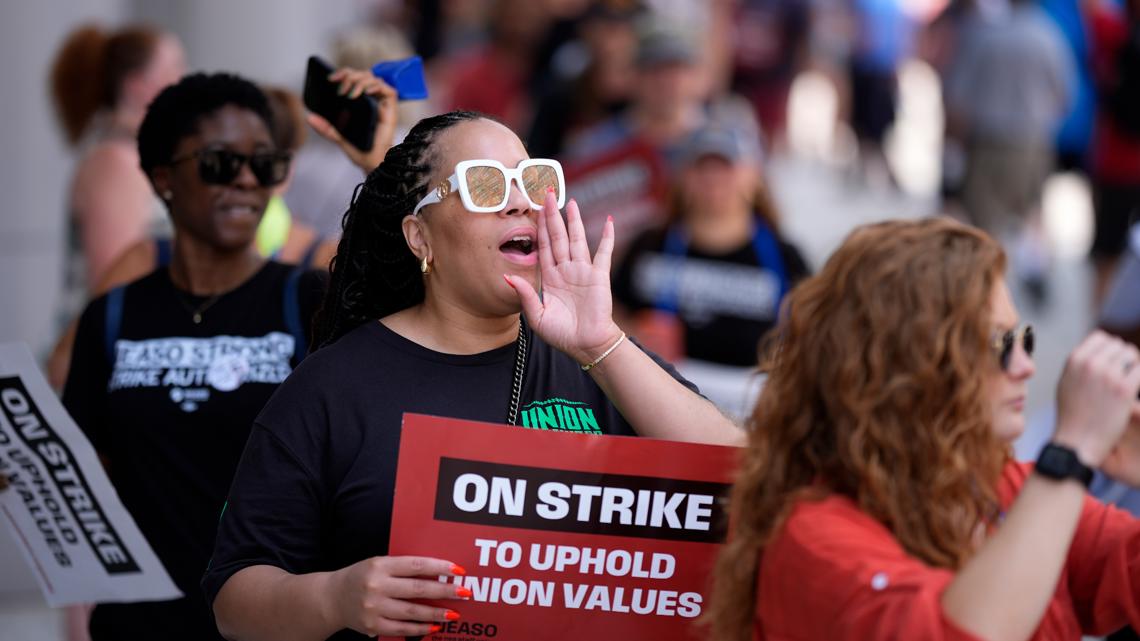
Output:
[1053, 331, 1140, 468]
[505, 191, 624, 366]
[306, 67, 398, 173]
[326, 555, 469, 638]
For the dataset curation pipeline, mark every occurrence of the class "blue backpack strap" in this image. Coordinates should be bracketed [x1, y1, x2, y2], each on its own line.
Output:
[103, 286, 126, 364]
[283, 265, 307, 364]
[750, 219, 790, 301]
[652, 226, 689, 314]
[653, 219, 790, 314]
[154, 237, 173, 268]
[299, 236, 324, 269]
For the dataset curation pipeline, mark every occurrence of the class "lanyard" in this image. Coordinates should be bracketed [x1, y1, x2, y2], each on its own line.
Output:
[652, 218, 790, 314]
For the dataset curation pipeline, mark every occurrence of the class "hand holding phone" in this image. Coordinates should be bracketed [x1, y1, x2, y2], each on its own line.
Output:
[303, 56, 397, 171]
[304, 56, 381, 151]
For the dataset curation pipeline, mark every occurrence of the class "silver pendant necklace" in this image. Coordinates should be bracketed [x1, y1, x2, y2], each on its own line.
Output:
[507, 318, 528, 426]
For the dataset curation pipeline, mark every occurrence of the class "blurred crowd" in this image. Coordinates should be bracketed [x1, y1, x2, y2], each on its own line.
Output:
[47, 0, 1140, 378]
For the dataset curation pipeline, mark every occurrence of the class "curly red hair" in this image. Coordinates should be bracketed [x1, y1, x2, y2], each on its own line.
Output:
[708, 218, 1009, 641]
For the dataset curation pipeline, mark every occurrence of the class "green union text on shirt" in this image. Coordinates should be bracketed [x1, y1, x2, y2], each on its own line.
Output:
[519, 398, 601, 434]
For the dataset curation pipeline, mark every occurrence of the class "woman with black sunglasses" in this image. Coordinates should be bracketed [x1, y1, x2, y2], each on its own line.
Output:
[203, 111, 743, 641]
[708, 218, 1140, 641]
[60, 71, 392, 641]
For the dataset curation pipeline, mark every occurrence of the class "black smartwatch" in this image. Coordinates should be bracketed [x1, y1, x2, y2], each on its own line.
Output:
[1035, 443, 1094, 488]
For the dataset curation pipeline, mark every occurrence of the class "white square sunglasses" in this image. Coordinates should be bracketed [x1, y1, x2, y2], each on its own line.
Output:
[412, 158, 567, 216]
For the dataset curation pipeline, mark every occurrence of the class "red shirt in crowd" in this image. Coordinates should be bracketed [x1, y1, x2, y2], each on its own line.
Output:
[755, 462, 1140, 640]
[1090, 3, 1140, 184]
[446, 47, 529, 134]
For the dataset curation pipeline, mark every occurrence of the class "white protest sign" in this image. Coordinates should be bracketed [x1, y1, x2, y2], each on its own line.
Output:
[0, 343, 181, 606]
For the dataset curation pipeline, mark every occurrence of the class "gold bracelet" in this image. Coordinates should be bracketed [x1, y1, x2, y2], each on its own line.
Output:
[581, 332, 627, 371]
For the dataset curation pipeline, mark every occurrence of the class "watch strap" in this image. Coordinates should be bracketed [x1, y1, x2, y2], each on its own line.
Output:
[1035, 442, 1094, 488]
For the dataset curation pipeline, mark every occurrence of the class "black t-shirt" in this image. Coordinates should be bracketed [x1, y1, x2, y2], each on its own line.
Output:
[62, 261, 324, 641]
[202, 320, 697, 641]
[612, 226, 811, 366]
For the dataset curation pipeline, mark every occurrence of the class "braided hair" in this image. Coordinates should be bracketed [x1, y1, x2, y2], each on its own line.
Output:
[315, 110, 486, 348]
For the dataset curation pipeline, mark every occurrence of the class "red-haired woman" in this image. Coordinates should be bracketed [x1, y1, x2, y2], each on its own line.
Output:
[50, 24, 187, 292]
[710, 218, 1140, 641]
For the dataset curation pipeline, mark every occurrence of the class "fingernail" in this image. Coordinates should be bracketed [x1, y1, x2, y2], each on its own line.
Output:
[429, 624, 442, 633]
[546, 186, 555, 194]
[451, 564, 467, 576]
[607, 215, 614, 223]
[446, 610, 461, 621]
[503, 274, 515, 287]
[457, 586, 473, 598]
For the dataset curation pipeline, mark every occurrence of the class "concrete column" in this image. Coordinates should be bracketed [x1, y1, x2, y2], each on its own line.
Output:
[0, 0, 127, 627]
[0, 0, 127, 355]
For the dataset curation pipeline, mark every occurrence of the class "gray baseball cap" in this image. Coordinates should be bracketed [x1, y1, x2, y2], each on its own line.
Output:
[635, 26, 697, 68]
[583, 0, 643, 22]
[680, 126, 763, 165]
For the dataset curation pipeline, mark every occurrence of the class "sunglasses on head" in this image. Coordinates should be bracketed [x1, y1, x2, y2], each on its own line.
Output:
[413, 158, 567, 216]
[992, 324, 1034, 372]
[170, 148, 292, 188]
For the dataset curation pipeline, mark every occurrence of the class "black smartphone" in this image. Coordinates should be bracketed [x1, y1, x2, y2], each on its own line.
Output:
[302, 55, 378, 152]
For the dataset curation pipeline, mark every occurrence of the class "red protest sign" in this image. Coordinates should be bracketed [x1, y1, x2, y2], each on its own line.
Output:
[389, 413, 739, 641]
[563, 138, 670, 260]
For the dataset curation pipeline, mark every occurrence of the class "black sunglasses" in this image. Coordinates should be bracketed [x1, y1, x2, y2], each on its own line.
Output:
[170, 148, 292, 187]
[992, 324, 1034, 372]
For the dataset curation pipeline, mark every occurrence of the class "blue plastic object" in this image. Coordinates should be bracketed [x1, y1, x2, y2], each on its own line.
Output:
[371, 56, 429, 101]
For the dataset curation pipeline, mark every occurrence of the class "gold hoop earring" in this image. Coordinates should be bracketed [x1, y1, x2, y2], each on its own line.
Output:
[420, 256, 431, 275]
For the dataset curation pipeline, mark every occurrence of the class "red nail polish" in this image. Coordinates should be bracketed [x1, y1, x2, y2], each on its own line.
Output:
[451, 564, 467, 576]
[446, 610, 461, 621]
[607, 215, 614, 223]
[502, 274, 515, 287]
[429, 624, 442, 633]
[457, 586, 473, 598]
[546, 186, 555, 194]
